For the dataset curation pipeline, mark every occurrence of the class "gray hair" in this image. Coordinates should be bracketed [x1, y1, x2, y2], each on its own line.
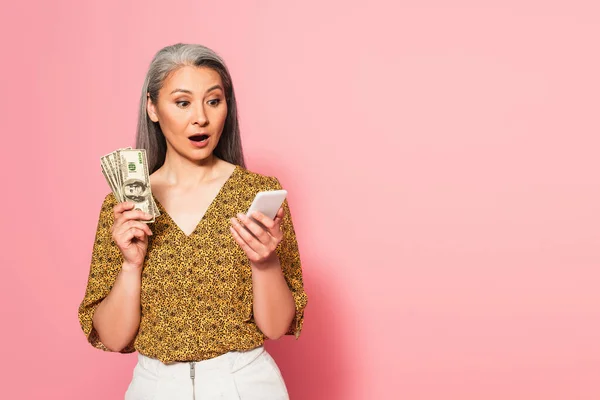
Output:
[135, 43, 246, 173]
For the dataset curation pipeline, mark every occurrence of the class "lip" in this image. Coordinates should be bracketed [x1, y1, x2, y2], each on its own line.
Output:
[189, 133, 210, 148]
[188, 132, 210, 139]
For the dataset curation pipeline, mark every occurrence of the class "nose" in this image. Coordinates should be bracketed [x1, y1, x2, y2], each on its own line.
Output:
[193, 102, 208, 127]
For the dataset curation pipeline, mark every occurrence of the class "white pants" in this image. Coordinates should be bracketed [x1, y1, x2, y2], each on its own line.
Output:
[124, 346, 289, 400]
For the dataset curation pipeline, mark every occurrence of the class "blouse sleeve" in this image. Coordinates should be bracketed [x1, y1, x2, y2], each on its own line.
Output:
[273, 177, 308, 339]
[77, 193, 135, 352]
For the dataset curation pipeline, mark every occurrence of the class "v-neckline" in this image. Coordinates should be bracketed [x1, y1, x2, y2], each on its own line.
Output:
[152, 164, 239, 238]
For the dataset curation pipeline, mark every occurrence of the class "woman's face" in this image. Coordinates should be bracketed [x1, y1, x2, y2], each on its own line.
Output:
[147, 65, 228, 163]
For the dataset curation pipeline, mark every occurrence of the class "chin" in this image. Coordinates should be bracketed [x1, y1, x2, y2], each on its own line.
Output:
[189, 147, 217, 161]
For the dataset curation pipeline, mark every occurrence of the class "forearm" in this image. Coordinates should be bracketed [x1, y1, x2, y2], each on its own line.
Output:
[92, 263, 142, 351]
[251, 256, 295, 340]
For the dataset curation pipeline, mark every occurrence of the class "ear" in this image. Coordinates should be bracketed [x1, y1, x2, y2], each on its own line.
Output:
[147, 94, 159, 122]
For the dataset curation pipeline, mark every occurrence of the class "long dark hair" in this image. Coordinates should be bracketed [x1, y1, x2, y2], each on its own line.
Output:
[135, 43, 246, 173]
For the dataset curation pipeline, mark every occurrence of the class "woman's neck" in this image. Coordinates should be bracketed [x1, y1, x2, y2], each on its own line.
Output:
[155, 151, 223, 188]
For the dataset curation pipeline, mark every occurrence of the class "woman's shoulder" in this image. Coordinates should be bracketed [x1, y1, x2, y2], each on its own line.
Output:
[235, 165, 283, 190]
[93, 192, 118, 216]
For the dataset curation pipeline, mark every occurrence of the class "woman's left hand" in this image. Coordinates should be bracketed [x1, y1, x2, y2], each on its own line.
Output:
[230, 207, 285, 266]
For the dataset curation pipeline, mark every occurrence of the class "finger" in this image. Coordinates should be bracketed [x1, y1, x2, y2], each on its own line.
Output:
[122, 220, 152, 237]
[115, 220, 149, 236]
[249, 211, 276, 230]
[116, 209, 154, 225]
[237, 213, 272, 243]
[113, 202, 136, 219]
[230, 217, 264, 250]
[121, 227, 147, 245]
[121, 208, 153, 221]
[229, 225, 259, 259]
[115, 220, 153, 237]
[253, 209, 284, 237]
[273, 222, 283, 241]
[273, 207, 285, 225]
[121, 227, 141, 243]
[131, 227, 147, 242]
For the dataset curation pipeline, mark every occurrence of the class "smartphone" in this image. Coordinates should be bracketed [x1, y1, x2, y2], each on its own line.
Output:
[246, 190, 288, 221]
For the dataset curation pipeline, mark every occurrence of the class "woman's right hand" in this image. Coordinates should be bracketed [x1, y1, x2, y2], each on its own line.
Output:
[111, 202, 154, 271]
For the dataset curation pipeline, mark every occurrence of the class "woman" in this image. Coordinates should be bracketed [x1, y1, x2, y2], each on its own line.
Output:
[78, 43, 307, 400]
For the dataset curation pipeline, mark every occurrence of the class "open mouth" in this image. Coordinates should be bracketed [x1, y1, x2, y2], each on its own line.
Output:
[189, 134, 209, 142]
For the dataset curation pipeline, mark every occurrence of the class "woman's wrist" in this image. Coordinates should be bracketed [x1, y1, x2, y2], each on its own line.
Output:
[250, 254, 281, 271]
[121, 261, 143, 274]
[117, 263, 143, 296]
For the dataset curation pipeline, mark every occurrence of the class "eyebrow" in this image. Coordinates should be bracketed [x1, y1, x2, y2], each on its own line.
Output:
[169, 85, 224, 95]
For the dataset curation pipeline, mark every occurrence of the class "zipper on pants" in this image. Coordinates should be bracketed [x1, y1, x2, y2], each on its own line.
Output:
[190, 362, 196, 400]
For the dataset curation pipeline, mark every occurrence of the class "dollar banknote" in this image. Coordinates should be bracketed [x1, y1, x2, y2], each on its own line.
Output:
[100, 148, 159, 223]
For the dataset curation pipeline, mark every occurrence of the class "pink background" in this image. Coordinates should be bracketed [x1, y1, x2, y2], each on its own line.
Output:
[1, 1, 599, 399]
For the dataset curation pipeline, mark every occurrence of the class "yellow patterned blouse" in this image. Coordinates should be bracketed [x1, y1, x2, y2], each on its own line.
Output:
[78, 165, 307, 364]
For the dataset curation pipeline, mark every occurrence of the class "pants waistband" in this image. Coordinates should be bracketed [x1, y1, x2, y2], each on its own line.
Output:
[137, 346, 265, 378]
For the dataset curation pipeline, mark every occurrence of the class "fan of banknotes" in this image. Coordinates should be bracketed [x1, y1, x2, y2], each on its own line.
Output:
[100, 148, 160, 223]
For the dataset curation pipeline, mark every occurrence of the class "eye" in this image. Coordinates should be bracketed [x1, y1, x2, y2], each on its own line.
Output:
[207, 98, 221, 107]
[176, 101, 190, 108]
